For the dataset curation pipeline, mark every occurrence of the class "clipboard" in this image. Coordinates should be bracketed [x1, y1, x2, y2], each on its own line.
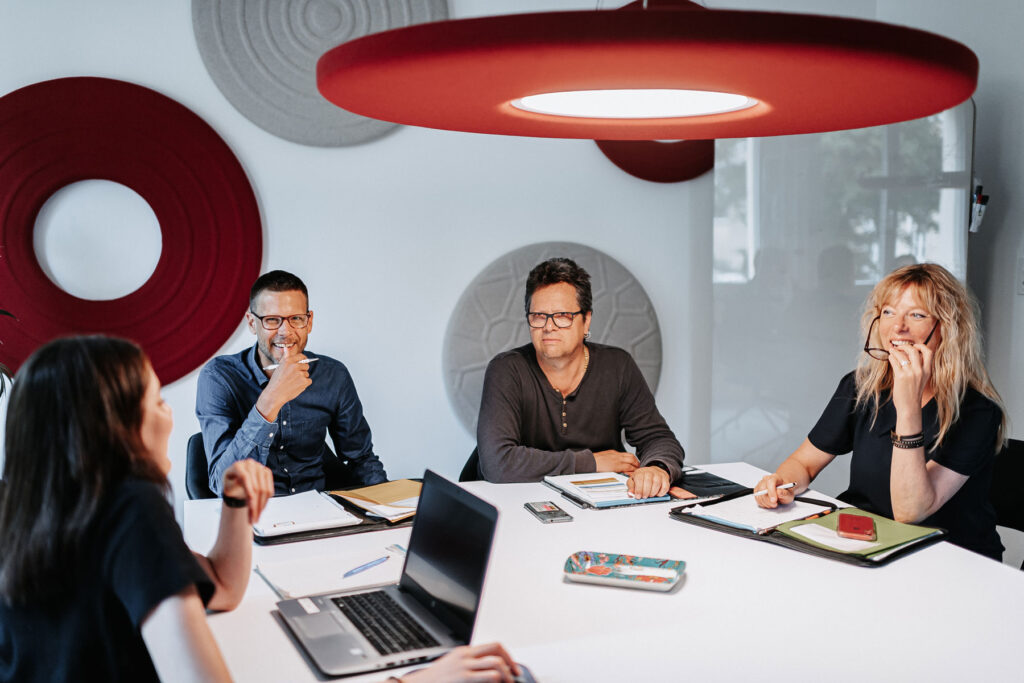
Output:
[253, 491, 415, 546]
[669, 492, 946, 567]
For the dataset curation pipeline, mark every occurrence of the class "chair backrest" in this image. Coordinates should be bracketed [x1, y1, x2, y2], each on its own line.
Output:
[186, 432, 217, 500]
[990, 438, 1024, 533]
[459, 447, 482, 482]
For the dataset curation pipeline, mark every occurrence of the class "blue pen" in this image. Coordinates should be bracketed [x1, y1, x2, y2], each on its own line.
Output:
[343, 555, 389, 578]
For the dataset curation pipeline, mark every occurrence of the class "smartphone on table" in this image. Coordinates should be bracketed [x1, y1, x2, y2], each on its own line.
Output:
[524, 501, 573, 524]
[837, 512, 876, 541]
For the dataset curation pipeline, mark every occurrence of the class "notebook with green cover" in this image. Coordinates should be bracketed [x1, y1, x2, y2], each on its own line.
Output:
[669, 494, 946, 567]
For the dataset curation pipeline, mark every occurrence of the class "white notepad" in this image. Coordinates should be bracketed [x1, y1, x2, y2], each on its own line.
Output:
[684, 496, 831, 534]
[253, 490, 360, 538]
[256, 548, 404, 599]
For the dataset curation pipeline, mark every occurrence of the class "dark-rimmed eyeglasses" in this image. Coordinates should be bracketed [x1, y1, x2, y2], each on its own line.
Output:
[863, 315, 939, 360]
[250, 311, 310, 330]
[526, 310, 584, 329]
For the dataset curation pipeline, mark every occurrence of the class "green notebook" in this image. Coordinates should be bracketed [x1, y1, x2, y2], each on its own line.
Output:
[775, 508, 944, 562]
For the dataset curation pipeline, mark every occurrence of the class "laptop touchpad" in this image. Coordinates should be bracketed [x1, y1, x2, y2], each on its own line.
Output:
[294, 613, 348, 640]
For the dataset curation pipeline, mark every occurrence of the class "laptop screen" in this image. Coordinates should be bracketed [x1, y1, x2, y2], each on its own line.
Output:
[399, 470, 498, 641]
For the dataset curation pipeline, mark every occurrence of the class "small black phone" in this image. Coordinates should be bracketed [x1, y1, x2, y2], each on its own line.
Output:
[524, 501, 573, 523]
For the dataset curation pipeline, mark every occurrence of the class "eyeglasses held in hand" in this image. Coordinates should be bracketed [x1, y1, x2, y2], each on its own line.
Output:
[526, 311, 584, 329]
[863, 315, 939, 360]
[251, 311, 310, 330]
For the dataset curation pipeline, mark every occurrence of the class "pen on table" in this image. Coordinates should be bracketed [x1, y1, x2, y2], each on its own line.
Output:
[753, 482, 797, 496]
[343, 555, 389, 578]
[264, 357, 319, 371]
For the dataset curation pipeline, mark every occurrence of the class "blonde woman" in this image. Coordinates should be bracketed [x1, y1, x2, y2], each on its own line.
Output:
[755, 264, 1006, 559]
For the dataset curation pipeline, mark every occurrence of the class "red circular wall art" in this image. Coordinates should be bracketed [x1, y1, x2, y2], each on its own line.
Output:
[0, 77, 262, 383]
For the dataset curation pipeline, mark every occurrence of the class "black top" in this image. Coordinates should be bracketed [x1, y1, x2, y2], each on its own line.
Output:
[0, 480, 215, 682]
[476, 342, 685, 482]
[809, 372, 1003, 560]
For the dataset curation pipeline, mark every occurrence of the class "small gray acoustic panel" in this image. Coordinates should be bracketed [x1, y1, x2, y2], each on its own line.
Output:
[192, 0, 448, 146]
[443, 242, 663, 434]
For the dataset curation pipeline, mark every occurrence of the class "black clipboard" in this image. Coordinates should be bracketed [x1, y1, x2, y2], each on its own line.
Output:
[252, 493, 414, 546]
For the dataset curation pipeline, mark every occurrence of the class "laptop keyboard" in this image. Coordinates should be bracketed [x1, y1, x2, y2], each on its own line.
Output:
[333, 591, 440, 655]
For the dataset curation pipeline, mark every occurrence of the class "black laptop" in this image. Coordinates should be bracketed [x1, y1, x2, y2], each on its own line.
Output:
[277, 469, 499, 677]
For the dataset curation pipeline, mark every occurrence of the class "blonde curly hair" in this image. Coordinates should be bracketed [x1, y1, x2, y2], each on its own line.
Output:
[855, 263, 1006, 452]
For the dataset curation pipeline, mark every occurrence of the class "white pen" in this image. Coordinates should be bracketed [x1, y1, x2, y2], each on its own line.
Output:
[264, 357, 319, 371]
[753, 482, 796, 496]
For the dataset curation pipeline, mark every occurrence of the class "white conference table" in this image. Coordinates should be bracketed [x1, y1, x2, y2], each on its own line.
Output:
[184, 462, 1024, 682]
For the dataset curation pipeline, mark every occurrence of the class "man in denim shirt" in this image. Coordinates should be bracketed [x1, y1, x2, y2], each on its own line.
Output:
[196, 271, 387, 495]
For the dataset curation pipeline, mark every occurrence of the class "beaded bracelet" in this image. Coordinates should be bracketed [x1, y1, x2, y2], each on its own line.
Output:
[890, 430, 926, 449]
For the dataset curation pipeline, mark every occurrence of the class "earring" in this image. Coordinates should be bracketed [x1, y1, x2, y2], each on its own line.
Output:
[584, 331, 591, 339]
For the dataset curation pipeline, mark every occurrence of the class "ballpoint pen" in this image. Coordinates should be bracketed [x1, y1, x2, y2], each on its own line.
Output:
[264, 357, 319, 371]
[343, 555, 389, 578]
[752, 482, 796, 496]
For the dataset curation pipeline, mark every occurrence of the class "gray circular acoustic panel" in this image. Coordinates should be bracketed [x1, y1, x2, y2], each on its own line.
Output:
[192, 0, 448, 146]
[443, 242, 663, 434]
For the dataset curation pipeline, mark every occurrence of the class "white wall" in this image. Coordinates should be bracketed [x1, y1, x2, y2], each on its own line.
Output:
[0, 1, 709, 518]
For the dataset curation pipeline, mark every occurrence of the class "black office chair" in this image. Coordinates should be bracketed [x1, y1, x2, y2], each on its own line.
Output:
[459, 447, 482, 482]
[990, 438, 1024, 569]
[186, 432, 217, 500]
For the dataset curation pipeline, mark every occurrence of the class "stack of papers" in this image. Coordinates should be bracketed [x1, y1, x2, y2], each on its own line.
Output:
[330, 479, 421, 522]
[252, 491, 361, 538]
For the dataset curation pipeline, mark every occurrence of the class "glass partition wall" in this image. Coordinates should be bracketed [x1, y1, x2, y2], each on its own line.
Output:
[711, 101, 975, 496]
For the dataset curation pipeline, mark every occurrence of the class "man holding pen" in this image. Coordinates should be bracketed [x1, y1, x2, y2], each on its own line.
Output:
[196, 270, 387, 495]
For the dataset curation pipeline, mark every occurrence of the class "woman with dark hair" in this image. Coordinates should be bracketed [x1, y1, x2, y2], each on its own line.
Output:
[755, 263, 1006, 559]
[0, 336, 521, 682]
[0, 335, 274, 681]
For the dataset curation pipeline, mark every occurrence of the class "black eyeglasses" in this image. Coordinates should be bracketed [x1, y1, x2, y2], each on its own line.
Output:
[863, 315, 939, 360]
[526, 310, 584, 329]
[250, 311, 310, 330]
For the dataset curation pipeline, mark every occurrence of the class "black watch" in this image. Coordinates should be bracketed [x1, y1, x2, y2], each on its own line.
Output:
[222, 495, 247, 508]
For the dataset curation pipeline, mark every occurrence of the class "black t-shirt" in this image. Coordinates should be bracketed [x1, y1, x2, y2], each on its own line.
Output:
[0, 480, 214, 682]
[808, 372, 1003, 560]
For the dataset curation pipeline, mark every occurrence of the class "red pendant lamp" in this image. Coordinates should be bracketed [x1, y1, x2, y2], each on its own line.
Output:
[317, 2, 977, 140]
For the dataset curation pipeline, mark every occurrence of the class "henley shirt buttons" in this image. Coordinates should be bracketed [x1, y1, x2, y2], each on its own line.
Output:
[290, 488, 295, 493]
[283, 421, 287, 425]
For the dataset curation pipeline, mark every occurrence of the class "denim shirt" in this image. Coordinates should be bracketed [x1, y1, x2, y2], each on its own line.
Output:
[196, 345, 387, 495]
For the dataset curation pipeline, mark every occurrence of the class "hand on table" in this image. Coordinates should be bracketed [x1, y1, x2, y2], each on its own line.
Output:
[628, 466, 670, 499]
[753, 472, 796, 509]
[402, 643, 520, 683]
[222, 459, 274, 524]
[594, 450, 639, 474]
